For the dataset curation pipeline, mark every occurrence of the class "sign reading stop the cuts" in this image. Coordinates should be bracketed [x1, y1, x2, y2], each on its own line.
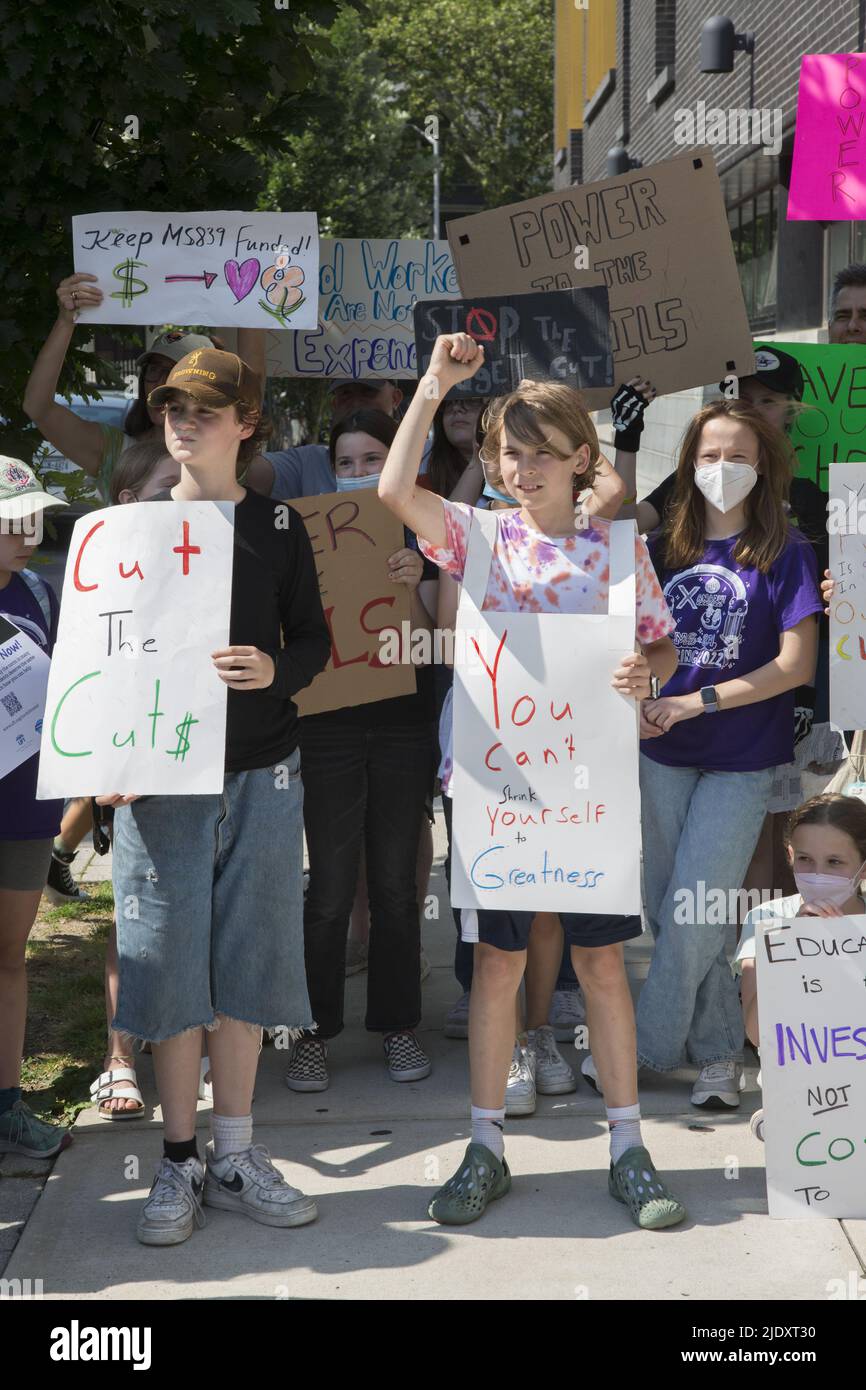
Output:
[36, 504, 233, 798]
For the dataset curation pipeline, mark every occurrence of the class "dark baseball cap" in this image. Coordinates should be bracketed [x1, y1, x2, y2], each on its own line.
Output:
[720, 346, 804, 400]
[149, 349, 261, 410]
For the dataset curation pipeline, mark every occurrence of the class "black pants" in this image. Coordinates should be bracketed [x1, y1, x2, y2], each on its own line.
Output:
[300, 718, 434, 1038]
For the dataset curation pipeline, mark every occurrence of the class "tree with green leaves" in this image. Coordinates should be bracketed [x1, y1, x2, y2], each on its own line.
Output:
[0, 0, 358, 465]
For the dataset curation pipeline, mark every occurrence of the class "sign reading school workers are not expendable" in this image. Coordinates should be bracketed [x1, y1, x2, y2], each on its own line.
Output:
[36, 504, 234, 799]
[71, 211, 319, 329]
[447, 147, 754, 409]
[413, 285, 613, 397]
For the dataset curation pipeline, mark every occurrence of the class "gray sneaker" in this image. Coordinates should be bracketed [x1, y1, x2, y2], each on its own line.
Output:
[444, 991, 470, 1039]
[531, 1025, 577, 1095]
[691, 1060, 744, 1109]
[0, 1099, 71, 1158]
[505, 1041, 536, 1116]
[137, 1156, 206, 1246]
[548, 987, 587, 1042]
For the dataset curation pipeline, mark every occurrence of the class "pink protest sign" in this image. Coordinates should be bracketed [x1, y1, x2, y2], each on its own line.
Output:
[788, 54, 866, 220]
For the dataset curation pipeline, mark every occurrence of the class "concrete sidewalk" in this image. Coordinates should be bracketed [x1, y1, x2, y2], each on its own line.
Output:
[5, 823, 866, 1300]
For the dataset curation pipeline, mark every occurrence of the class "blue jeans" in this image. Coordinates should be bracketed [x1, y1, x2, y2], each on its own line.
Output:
[636, 755, 774, 1071]
[112, 752, 311, 1042]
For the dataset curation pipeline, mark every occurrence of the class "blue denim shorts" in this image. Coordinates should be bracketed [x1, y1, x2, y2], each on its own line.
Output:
[111, 750, 313, 1042]
[461, 909, 642, 951]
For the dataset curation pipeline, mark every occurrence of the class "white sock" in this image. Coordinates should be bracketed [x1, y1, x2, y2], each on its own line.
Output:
[607, 1102, 642, 1163]
[471, 1105, 505, 1161]
[211, 1112, 253, 1161]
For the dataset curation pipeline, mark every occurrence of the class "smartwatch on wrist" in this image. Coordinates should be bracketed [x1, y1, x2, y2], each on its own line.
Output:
[700, 685, 720, 714]
[648, 675, 660, 700]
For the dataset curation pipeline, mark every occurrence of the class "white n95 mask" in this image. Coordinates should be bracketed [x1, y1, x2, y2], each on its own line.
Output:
[694, 462, 758, 513]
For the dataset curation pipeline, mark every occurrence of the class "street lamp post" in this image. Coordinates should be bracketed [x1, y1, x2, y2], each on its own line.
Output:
[410, 123, 441, 239]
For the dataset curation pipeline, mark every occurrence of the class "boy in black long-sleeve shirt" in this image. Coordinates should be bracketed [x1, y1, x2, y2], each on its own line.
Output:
[97, 349, 330, 1247]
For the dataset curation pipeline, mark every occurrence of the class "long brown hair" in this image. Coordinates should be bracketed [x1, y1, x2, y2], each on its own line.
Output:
[657, 401, 795, 574]
[785, 794, 866, 864]
[428, 398, 488, 497]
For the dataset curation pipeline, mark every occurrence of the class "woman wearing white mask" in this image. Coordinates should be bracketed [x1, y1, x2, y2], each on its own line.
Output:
[285, 410, 437, 1094]
[627, 401, 822, 1109]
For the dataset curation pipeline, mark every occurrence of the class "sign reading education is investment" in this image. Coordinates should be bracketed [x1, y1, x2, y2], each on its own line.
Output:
[36, 504, 233, 798]
[788, 54, 866, 221]
[447, 148, 754, 409]
[291, 490, 415, 717]
[72, 211, 319, 329]
[757, 912, 866, 1219]
[414, 286, 613, 397]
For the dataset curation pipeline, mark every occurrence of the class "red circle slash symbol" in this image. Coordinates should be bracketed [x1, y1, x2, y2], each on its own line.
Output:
[465, 307, 497, 342]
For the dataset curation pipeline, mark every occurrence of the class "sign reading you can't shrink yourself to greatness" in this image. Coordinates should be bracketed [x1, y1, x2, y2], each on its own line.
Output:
[828, 462, 866, 730]
[447, 148, 754, 409]
[788, 54, 866, 221]
[757, 342, 866, 491]
[71, 211, 319, 329]
[36, 504, 234, 798]
[757, 912, 866, 1219]
[290, 489, 415, 717]
[413, 286, 613, 397]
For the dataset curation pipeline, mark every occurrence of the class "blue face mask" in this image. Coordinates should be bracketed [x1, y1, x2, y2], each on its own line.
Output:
[335, 473, 381, 491]
[482, 479, 515, 505]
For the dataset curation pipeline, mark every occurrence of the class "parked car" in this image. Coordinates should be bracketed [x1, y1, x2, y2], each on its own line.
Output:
[38, 392, 131, 527]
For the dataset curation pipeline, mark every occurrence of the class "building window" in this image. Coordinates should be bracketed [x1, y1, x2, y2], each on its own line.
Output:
[655, 0, 676, 74]
[728, 186, 777, 330]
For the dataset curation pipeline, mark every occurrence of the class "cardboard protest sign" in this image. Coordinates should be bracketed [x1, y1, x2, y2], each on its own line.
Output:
[756, 911, 866, 1218]
[451, 514, 640, 913]
[36, 504, 233, 797]
[0, 615, 51, 780]
[413, 286, 613, 397]
[828, 463, 866, 729]
[756, 342, 866, 491]
[788, 55, 866, 221]
[447, 148, 754, 409]
[291, 490, 415, 716]
[72, 211, 318, 329]
[221, 239, 460, 380]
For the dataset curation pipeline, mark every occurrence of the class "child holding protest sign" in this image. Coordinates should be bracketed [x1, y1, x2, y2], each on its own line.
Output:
[733, 792, 866, 1143]
[379, 332, 686, 1231]
[633, 401, 822, 1109]
[97, 348, 331, 1246]
[0, 460, 72, 1158]
[285, 408, 438, 1093]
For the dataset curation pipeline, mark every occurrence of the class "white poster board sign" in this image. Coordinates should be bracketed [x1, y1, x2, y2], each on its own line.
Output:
[219, 238, 459, 379]
[757, 912, 866, 1219]
[828, 460, 866, 728]
[0, 616, 51, 779]
[451, 515, 641, 914]
[37, 504, 233, 797]
[72, 211, 319, 329]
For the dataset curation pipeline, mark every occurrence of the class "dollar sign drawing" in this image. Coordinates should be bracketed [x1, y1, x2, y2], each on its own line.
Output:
[110, 258, 148, 309]
[167, 712, 198, 761]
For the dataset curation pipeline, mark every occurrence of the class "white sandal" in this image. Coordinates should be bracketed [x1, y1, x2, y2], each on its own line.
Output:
[198, 1055, 213, 1104]
[90, 1057, 145, 1121]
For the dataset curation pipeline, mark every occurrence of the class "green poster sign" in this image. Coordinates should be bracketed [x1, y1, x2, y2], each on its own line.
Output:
[756, 342, 866, 491]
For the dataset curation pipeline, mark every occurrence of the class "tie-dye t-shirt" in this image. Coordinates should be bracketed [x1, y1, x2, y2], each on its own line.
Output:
[417, 500, 675, 645]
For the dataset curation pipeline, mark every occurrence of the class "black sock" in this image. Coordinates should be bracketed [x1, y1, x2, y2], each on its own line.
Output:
[164, 1137, 199, 1164]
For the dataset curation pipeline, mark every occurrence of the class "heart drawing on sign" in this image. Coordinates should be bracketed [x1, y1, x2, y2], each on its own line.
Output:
[224, 258, 261, 303]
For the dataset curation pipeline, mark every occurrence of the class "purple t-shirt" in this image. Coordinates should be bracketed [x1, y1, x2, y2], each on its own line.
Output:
[642, 532, 822, 772]
[0, 572, 63, 840]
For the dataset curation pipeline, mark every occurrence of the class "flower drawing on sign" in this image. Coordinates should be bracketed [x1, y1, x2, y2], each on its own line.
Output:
[259, 246, 306, 323]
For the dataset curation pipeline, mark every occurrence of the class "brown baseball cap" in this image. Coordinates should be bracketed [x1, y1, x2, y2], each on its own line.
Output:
[148, 349, 261, 410]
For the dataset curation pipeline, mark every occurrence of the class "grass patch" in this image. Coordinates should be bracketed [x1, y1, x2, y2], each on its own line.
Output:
[23, 880, 115, 1126]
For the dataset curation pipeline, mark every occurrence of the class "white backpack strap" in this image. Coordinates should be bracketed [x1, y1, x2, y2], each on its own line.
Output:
[607, 519, 637, 650]
[461, 506, 499, 609]
[20, 569, 52, 634]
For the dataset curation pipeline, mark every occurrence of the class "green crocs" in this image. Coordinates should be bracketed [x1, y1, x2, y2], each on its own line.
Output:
[0, 1100, 70, 1159]
[608, 1145, 686, 1230]
[428, 1142, 511, 1225]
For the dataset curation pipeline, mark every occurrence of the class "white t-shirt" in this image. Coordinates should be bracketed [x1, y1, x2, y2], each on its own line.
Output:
[733, 892, 866, 973]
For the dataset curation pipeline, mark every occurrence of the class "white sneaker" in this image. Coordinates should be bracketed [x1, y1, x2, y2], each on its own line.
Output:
[691, 1060, 744, 1109]
[750, 1109, 765, 1143]
[137, 1156, 206, 1246]
[505, 1041, 536, 1116]
[548, 987, 587, 1042]
[531, 1025, 577, 1095]
[580, 1052, 601, 1094]
[204, 1143, 318, 1227]
[444, 991, 470, 1039]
